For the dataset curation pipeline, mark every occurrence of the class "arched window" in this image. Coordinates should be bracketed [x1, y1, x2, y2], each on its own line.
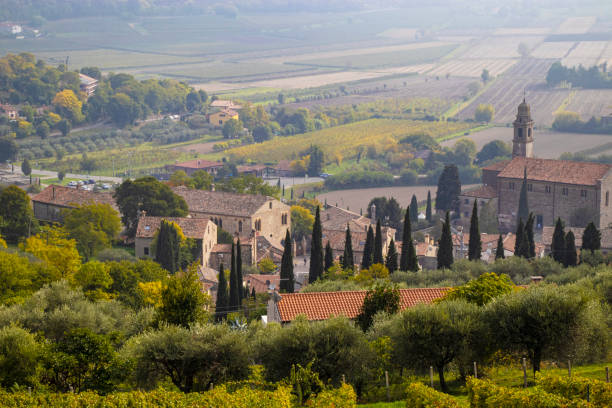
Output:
[238, 221, 243, 233]
[219, 218, 222, 228]
[517, 128, 523, 139]
[528, 128, 532, 138]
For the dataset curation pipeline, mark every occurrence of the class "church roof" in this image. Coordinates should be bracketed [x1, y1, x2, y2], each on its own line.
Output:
[460, 185, 497, 199]
[172, 186, 274, 217]
[496, 157, 612, 186]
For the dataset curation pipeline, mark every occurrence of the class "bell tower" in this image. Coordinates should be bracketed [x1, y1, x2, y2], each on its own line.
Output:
[512, 98, 534, 158]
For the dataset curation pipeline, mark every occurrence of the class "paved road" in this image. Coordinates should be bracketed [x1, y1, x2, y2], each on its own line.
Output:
[11, 167, 123, 184]
[265, 176, 324, 187]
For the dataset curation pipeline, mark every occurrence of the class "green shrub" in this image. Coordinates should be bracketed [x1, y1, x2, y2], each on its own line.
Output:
[536, 374, 612, 408]
[467, 377, 592, 408]
[306, 383, 357, 408]
[405, 382, 464, 407]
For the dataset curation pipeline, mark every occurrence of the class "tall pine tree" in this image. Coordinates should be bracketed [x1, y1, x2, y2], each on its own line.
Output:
[280, 229, 294, 293]
[551, 218, 566, 264]
[373, 219, 383, 264]
[525, 213, 535, 259]
[468, 200, 481, 261]
[582, 222, 601, 252]
[517, 167, 529, 224]
[324, 241, 334, 271]
[385, 239, 398, 273]
[400, 209, 419, 272]
[495, 234, 505, 260]
[308, 206, 323, 283]
[236, 238, 243, 303]
[426, 190, 433, 222]
[215, 263, 228, 322]
[229, 243, 240, 312]
[342, 224, 354, 270]
[437, 211, 453, 269]
[409, 195, 418, 222]
[361, 225, 374, 270]
[564, 230, 577, 267]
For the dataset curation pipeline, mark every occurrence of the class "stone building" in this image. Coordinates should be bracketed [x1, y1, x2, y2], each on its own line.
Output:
[31, 185, 118, 223]
[173, 187, 290, 247]
[467, 101, 612, 231]
[134, 216, 217, 268]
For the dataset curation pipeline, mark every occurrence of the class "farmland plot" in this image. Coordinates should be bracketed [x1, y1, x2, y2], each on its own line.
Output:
[565, 90, 612, 120]
[562, 41, 608, 67]
[598, 41, 612, 66]
[459, 36, 544, 59]
[427, 59, 517, 78]
[530, 42, 576, 58]
[443, 127, 612, 159]
[554, 17, 597, 34]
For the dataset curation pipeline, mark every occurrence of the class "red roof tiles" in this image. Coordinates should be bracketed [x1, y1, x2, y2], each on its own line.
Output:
[31, 185, 117, 211]
[276, 288, 448, 322]
[497, 157, 611, 186]
[136, 216, 211, 239]
[460, 185, 497, 199]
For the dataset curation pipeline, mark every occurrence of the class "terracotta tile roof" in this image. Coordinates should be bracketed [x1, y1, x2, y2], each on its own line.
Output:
[173, 159, 224, 170]
[32, 185, 117, 211]
[276, 288, 448, 322]
[322, 229, 368, 253]
[415, 241, 437, 257]
[460, 185, 497, 199]
[256, 236, 284, 263]
[210, 100, 242, 109]
[483, 160, 511, 172]
[136, 216, 211, 239]
[173, 186, 274, 217]
[237, 164, 268, 173]
[321, 205, 370, 231]
[245, 274, 280, 294]
[497, 157, 612, 186]
[212, 243, 232, 253]
[452, 233, 500, 247]
[275, 160, 292, 172]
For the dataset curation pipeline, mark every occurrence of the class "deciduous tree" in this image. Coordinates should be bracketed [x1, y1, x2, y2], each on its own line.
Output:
[63, 203, 121, 261]
[0, 185, 35, 243]
[156, 267, 209, 328]
[357, 283, 399, 332]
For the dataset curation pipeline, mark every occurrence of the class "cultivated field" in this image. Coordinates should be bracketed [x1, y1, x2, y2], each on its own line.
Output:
[561, 41, 608, 68]
[443, 127, 612, 159]
[554, 16, 597, 34]
[565, 89, 612, 120]
[599, 41, 612, 66]
[530, 42, 576, 59]
[427, 58, 517, 78]
[459, 36, 543, 59]
[219, 119, 472, 163]
[316, 184, 479, 214]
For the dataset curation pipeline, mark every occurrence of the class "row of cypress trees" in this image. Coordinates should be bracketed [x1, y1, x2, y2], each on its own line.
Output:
[215, 239, 245, 322]
[551, 219, 601, 267]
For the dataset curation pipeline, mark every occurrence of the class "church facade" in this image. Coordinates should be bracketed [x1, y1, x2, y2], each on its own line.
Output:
[462, 100, 612, 231]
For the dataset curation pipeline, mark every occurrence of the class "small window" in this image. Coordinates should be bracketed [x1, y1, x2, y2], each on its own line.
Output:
[518, 128, 523, 139]
[464, 199, 469, 204]
[545, 185, 551, 194]
[509, 182, 515, 190]
[238, 221, 243, 233]
[581, 190, 587, 198]
[269, 202, 272, 209]
[464, 212, 469, 217]
[562, 188, 568, 196]
[219, 218, 223, 228]
[527, 184, 532, 192]
[606, 191, 609, 207]
[144, 247, 149, 256]
[528, 128, 532, 138]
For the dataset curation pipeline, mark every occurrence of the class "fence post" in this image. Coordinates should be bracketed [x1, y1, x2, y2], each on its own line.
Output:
[587, 384, 590, 402]
[385, 370, 390, 402]
[430, 366, 434, 388]
[606, 367, 609, 383]
[473, 362, 478, 379]
[568, 360, 572, 377]
[522, 358, 528, 388]
[209, 382, 213, 390]
[342, 374, 346, 384]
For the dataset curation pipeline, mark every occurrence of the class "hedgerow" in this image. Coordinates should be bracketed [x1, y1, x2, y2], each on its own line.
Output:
[405, 382, 465, 408]
[536, 374, 612, 408]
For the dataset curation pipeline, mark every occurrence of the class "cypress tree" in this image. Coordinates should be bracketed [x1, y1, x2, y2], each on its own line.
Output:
[324, 241, 334, 271]
[308, 206, 323, 283]
[436, 165, 461, 213]
[400, 209, 418, 272]
[342, 224, 354, 270]
[582, 222, 601, 252]
[385, 239, 398, 273]
[251, 287, 256, 299]
[495, 234, 505, 260]
[229, 243, 240, 312]
[361, 225, 374, 270]
[437, 211, 453, 269]
[565, 230, 577, 267]
[426, 190, 433, 222]
[236, 238, 243, 303]
[514, 218, 525, 257]
[155, 220, 181, 274]
[525, 213, 535, 259]
[373, 219, 384, 264]
[290, 188, 294, 200]
[409, 195, 418, 222]
[468, 200, 481, 261]
[215, 263, 228, 322]
[517, 167, 529, 224]
[551, 218, 566, 264]
[280, 229, 294, 293]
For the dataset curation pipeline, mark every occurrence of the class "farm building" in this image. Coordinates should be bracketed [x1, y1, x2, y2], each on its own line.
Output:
[79, 73, 98, 97]
[267, 288, 448, 323]
[168, 159, 225, 176]
[208, 108, 239, 127]
[31, 185, 118, 223]
[467, 100, 612, 231]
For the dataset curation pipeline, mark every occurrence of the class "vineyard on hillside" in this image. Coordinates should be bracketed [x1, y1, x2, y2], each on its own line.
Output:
[223, 119, 472, 163]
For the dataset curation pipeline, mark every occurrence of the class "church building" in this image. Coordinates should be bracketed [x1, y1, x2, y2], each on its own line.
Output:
[460, 100, 612, 232]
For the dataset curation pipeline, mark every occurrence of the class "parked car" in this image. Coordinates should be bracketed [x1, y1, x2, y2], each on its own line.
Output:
[67, 181, 77, 187]
[319, 173, 330, 179]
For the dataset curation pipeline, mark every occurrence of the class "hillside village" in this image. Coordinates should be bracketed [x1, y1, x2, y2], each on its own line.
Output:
[0, 2, 611, 407]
